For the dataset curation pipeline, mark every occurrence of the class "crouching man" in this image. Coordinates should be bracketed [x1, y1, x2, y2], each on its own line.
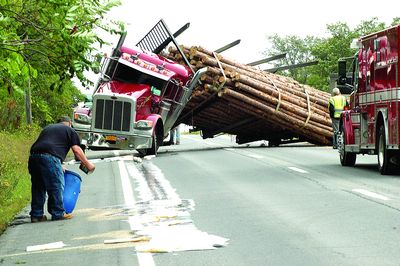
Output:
[28, 116, 95, 222]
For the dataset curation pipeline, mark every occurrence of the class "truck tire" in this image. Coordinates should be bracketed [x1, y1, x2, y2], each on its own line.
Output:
[147, 133, 159, 156]
[138, 134, 158, 157]
[339, 126, 356, 166]
[137, 129, 163, 157]
[378, 125, 392, 175]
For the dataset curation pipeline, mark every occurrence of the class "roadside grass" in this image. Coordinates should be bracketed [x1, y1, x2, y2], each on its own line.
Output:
[0, 126, 40, 234]
[181, 130, 200, 135]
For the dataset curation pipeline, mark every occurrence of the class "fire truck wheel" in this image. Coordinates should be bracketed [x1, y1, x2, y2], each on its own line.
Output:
[339, 129, 356, 166]
[378, 125, 393, 175]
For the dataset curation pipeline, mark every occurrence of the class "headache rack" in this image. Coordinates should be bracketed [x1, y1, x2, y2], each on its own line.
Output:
[136, 19, 194, 73]
[106, 19, 194, 83]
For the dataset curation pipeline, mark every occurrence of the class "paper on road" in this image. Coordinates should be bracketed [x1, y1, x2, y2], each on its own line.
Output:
[26, 241, 66, 252]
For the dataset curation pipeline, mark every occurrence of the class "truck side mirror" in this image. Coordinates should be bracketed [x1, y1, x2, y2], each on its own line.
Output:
[337, 60, 347, 85]
[111, 32, 127, 58]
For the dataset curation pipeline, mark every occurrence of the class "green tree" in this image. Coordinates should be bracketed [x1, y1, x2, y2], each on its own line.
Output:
[264, 34, 322, 85]
[310, 22, 356, 91]
[0, 0, 123, 128]
[264, 17, 397, 92]
[392, 17, 400, 25]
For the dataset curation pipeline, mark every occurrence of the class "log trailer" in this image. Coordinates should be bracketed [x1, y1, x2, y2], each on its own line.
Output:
[72, 20, 206, 156]
[338, 24, 400, 174]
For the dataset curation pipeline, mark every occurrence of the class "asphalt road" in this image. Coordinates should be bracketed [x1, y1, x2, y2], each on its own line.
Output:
[1, 134, 400, 265]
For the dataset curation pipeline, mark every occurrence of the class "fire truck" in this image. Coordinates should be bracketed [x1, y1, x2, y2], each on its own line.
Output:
[338, 24, 400, 174]
[72, 20, 206, 156]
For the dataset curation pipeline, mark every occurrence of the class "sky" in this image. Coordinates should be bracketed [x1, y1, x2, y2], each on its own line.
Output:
[105, 0, 399, 65]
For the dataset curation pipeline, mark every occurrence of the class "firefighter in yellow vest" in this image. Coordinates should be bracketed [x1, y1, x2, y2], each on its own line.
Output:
[328, 88, 347, 149]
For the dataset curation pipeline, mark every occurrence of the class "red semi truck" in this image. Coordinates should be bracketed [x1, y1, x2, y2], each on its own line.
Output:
[72, 20, 206, 156]
[338, 24, 400, 174]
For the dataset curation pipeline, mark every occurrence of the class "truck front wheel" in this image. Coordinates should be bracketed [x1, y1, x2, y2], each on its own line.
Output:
[378, 125, 392, 175]
[339, 126, 356, 166]
[137, 129, 163, 157]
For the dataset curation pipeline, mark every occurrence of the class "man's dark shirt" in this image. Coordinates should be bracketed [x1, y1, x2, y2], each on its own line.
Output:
[30, 123, 81, 162]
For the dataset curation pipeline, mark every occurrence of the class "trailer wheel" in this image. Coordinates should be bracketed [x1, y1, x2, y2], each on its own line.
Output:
[378, 125, 392, 175]
[339, 127, 356, 166]
[268, 139, 281, 147]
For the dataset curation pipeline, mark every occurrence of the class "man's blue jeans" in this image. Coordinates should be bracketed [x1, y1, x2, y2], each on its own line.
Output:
[28, 153, 65, 220]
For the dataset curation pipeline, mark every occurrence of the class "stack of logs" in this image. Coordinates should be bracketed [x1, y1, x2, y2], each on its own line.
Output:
[165, 46, 333, 145]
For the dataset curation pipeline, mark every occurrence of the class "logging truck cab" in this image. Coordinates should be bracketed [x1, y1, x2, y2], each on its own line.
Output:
[72, 20, 206, 156]
[338, 24, 400, 174]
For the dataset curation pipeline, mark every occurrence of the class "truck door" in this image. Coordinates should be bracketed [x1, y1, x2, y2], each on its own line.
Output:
[376, 34, 398, 145]
[385, 30, 400, 145]
[159, 79, 183, 132]
[366, 45, 376, 146]
[375, 36, 391, 143]
[163, 79, 182, 104]
[358, 48, 370, 146]
[350, 55, 363, 146]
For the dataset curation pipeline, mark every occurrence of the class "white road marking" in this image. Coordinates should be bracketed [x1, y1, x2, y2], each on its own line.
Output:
[122, 159, 228, 253]
[288, 167, 308, 173]
[224, 148, 263, 159]
[118, 161, 155, 266]
[118, 161, 135, 207]
[126, 163, 153, 203]
[352, 188, 390, 201]
[247, 153, 263, 159]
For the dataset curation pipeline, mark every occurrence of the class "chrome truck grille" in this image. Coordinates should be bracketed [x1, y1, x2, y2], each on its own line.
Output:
[94, 99, 132, 132]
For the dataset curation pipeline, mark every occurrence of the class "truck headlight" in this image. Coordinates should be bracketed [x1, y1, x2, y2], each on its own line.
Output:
[73, 113, 92, 124]
[135, 120, 153, 129]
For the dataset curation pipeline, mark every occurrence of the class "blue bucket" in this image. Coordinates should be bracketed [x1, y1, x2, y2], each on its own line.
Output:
[63, 170, 82, 214]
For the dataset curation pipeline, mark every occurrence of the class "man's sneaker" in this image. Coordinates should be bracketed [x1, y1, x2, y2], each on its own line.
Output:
[52, 213, 73, 221]
[31, 215, 47, 223]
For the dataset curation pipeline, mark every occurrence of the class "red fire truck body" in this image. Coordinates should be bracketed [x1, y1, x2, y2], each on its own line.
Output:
[338, 24, 400, 174]
[72, 20, 206, 156]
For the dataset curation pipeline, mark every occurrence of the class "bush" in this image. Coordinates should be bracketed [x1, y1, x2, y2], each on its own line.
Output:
[0, 125, 40, 233]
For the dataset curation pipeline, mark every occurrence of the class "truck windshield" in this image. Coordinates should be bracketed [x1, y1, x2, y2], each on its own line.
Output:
[108, 60, 167, 90]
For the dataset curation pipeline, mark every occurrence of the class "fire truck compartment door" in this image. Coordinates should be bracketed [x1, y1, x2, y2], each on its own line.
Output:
[360, 112, 368, 145]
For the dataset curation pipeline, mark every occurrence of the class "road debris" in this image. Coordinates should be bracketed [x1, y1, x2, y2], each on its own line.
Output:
[26, 241, 66, 252]
[104, 236, 150, 244]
